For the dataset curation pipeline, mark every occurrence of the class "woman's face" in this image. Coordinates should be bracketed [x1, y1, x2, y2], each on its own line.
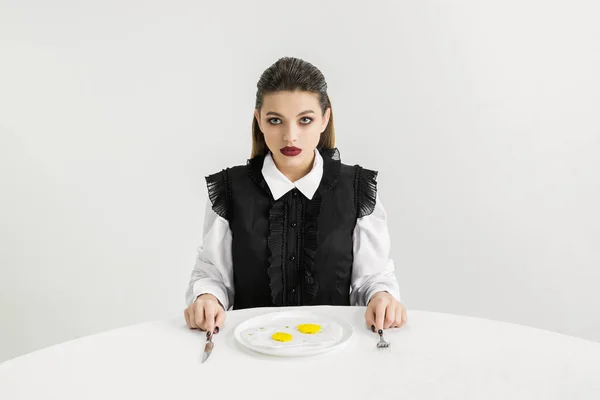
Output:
[255, 90, 330, 173]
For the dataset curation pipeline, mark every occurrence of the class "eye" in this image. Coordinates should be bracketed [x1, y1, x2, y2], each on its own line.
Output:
[300, 117, 313, 124]
[268, 118, 282, 125]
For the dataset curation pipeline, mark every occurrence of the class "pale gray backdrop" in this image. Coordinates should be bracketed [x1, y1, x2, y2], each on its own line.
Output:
[1, 0, 599, 362]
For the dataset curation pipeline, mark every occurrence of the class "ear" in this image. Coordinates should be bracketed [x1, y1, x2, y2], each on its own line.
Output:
[254, 109, 262, 131]
[322, 107, 331, 132]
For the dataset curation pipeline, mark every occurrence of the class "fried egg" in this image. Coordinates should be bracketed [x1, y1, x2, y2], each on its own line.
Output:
[271, 332, 293, 342]
[297, 323, 321, 334]
[241, 321, 338, 349]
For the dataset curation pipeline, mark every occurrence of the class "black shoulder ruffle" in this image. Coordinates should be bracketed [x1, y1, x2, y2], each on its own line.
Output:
[354, 165, 378, 218]
[205, 168, 232, 220]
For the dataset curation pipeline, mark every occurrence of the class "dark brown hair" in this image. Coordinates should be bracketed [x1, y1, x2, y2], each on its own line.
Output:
[251, 57, 335, 157]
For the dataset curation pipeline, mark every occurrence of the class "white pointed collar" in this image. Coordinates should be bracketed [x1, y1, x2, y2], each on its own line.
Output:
[261, 149, 323, 200]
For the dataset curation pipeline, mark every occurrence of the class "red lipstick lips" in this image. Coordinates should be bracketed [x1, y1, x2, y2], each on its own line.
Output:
[280, 146, 302, 157]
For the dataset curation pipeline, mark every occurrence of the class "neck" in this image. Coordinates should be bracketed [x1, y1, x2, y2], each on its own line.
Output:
[273, 150, 316, 182]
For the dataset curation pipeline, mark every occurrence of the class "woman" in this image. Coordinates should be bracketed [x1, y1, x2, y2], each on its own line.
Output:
[184, 57, 407, 335]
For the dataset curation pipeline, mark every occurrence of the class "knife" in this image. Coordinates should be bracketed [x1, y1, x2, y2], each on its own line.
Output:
[201, 331, 214, 363]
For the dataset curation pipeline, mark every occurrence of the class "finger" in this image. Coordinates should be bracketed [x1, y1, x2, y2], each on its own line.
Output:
[399, 306, 408, 328]
[374, 301, 387, 331]
[188, 306, 199, 329]
[384, 304, 395, 329]
[365, 307, 376, 332]
[393, 306, 407, 328]
[193, 304, 205, 330]
[214, 308, 226, 334]
[184, 308, 192, 329]
[203, 306, 216, 333]
[393, 305, 403, 328]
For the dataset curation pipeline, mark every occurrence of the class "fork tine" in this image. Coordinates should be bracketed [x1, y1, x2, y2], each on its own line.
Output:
[376, 328, 390, 348]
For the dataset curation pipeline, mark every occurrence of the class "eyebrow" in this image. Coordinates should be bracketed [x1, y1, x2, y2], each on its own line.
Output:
[265, 110, 316, 118]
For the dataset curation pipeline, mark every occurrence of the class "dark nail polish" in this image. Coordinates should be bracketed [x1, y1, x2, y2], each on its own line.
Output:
[378, 329, 383, 335]
[215, 326, 220, 334]
[371, 325, 375, 332]
[207, 331, 211, 337]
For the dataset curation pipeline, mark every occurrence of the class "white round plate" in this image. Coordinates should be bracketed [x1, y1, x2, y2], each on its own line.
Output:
[234, 309, 353, 356]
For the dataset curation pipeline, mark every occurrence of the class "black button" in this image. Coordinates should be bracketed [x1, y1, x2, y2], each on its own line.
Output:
[291, 289, 296, 294]
[291, 222, 297, 228]
[292, 190, 298, 197]
[289, 255, 296, 261]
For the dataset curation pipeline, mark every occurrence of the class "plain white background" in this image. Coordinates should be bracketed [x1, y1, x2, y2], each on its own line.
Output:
[1, 0, 599, 363]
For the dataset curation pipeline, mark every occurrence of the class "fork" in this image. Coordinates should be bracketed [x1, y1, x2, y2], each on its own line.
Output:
[376, 329, 390, 348]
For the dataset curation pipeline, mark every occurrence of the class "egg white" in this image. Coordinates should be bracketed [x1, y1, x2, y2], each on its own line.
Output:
[241, 320, 338, 349]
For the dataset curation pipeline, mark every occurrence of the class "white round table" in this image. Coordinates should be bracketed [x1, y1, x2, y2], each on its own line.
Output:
[1, 306, 600, 399]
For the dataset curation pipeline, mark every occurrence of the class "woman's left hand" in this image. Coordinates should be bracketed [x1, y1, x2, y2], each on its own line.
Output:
[365, 291, 407, 331]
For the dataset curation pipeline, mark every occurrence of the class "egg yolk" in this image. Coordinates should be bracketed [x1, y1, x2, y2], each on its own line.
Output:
[297, 323, 321, 334]
[271, 332, 293, 342]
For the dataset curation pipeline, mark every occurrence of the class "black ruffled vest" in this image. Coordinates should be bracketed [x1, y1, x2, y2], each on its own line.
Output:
[205, 148, 378, 310]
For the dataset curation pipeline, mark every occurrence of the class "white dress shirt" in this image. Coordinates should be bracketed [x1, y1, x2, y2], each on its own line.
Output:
[185, 149, 401, 310]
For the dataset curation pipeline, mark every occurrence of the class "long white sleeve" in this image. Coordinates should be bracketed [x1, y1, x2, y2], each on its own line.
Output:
[350, 194, 401, 306]
[184, 199, 235, 310]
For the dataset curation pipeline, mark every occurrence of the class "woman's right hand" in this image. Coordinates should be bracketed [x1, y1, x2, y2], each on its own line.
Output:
[184, 294, 226, 334]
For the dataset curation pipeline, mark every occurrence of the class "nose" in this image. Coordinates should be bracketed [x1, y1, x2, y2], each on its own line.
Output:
[282, 125, 298, 143]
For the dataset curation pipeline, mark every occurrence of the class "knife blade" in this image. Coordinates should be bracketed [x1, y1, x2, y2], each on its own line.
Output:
[201, 332, 214, 363]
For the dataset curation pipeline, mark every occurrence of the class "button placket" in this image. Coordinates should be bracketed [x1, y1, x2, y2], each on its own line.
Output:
[285, 189, 301, 305]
